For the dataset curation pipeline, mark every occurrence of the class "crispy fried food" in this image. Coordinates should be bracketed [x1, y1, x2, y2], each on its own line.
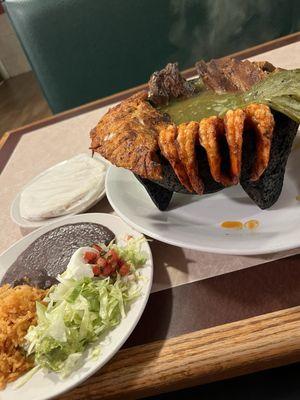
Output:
[174, 104, 273, 188]
[158, 125, 193, 192]
[196, 58, 266, 93]
[148, 62, 196, 106]
[90, 91, 167, 181]
[90, 89, 274, 194]
[198, 105, 274, 185]
[224, 108, 246, 183]
[199, 116, 232, 186]
[241, 112, 298, 210]
[176, 122, 204, 194]
[245, 103, 275, 181]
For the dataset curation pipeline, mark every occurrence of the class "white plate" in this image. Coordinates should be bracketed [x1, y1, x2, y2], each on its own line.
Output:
[105, 137, 300, 255]
[10, 155, 108, 229]
[0, 213, 153, 400]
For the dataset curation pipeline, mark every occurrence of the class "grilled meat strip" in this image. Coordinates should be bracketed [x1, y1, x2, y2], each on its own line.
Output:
[148, 62, 196, 106]
[196, 57, 266, 93]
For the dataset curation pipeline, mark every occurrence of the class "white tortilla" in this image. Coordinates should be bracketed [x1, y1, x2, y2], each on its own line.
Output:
[20, 154, 106, 221]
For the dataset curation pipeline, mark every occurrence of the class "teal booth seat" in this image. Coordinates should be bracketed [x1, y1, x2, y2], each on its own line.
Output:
[4, 0, 300, 113]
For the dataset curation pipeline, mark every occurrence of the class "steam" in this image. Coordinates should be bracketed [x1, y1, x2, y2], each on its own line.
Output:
[168, 0, 297, 68]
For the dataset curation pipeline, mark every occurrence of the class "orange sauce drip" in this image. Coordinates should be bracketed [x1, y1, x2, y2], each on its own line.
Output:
[244, 219, 259, 230]
[221, 221, 243, 229]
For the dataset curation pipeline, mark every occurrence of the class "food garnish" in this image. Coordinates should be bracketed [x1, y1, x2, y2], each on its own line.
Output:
[24, 237, 147, 378]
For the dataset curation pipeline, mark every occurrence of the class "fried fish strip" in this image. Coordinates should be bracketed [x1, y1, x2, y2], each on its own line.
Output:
[224, 108, 246, 184]
[90, 91, 166, 181]
[176, 122, 204, 194]
[199, 116, 232, 186]
[158, 124, 194, 192]
[245, 103, 275, 181]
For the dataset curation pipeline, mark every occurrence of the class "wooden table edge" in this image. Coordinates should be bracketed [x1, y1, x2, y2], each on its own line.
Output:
[1, 31, 299, 152]
[60, 305, 300, 400]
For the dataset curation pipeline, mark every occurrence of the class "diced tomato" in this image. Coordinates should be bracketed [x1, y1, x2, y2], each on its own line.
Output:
[110, 262, 117, 271]
[119, 263, 130, 276]
[96, 257, 107, 267]
[84, 251, 98, 264]
[117, 258, 123, 267]
[92, 244, 102, 252]
[92, 265, 100, 276]
[101, 264, 113, 277]
[107, 249, 119, 263]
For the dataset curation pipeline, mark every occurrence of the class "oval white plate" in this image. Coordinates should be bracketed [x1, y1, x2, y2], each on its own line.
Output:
[10, 155, 108, 229]
[0, 213, 153, 400]
[105, 137, 300, 255]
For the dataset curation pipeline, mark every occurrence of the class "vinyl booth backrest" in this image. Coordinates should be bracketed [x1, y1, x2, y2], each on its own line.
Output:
[4, 0, 300, 113]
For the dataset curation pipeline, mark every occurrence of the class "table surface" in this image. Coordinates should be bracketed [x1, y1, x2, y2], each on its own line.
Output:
[1, 32, 300, 399]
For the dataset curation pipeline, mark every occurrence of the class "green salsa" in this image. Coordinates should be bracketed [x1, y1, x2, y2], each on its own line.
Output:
[159, 69, 300, 125]
[160, 90, 246, 125]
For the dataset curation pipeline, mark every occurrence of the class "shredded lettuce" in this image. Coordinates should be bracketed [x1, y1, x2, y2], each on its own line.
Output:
[111, 237, 148, 269]
[25, 237, 147, 378]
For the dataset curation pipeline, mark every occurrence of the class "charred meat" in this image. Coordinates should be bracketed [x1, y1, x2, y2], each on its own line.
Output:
[148, 62, 196, 106]
[196, 57, 266, 93]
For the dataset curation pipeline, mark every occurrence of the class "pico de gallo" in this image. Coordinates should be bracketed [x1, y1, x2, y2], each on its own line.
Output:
[84, 244, 130, 277]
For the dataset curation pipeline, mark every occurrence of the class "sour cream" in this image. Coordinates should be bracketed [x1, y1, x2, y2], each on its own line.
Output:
[20, 154, 106, 221]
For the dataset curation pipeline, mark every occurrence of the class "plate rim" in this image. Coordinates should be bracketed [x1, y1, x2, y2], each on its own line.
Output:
[105, 165, 300, 256]
[0, 213, 153, 400]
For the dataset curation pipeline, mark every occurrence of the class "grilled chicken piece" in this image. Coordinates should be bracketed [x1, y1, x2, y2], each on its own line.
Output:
[245, 103, 275, 181]
[90, 91, 167, 181]
[176, 122, 204, 194]
[224, 108, 246, 183]
[196, 58, 266, 93]
[158, 124, 194, 192]
[199, 116, 232, 186]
